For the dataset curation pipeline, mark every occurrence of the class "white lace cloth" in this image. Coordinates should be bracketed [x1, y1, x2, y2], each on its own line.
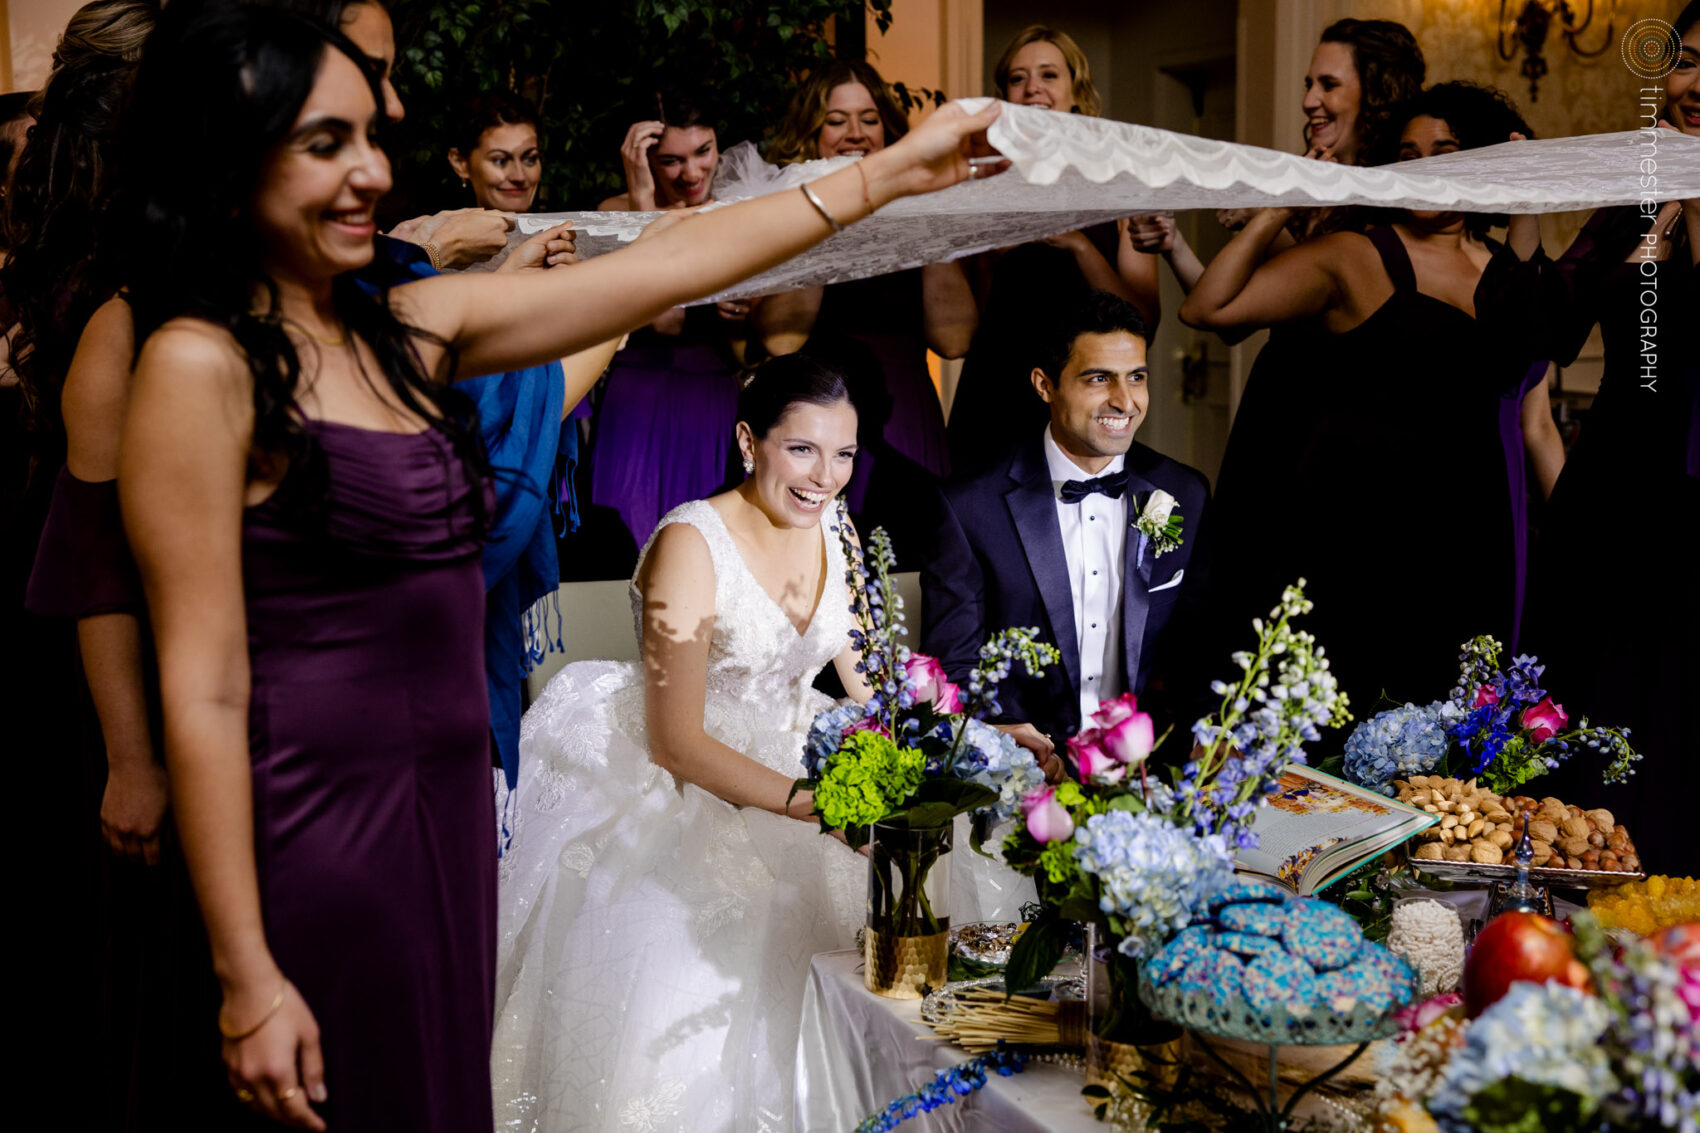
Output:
[500, 100, 1700, 303]
[491, 500, 1026, 1132]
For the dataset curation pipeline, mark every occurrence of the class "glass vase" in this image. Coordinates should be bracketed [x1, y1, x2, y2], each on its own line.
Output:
[863, 821, 952, 999]
[1084, 925, 1186, 1092]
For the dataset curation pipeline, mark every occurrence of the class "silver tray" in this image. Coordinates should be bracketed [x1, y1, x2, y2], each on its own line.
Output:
[919, 973, 1086, 1027]
[1408, 856, 1642, 891]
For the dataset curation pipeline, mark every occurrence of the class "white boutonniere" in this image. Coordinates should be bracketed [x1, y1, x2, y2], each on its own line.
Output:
[1134, 489, 1184, 558]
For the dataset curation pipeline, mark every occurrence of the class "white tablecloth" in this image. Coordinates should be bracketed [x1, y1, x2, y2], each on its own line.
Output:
[794, 950, 1105, 1133]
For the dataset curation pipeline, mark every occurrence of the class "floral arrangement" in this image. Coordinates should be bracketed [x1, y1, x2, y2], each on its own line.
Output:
[852, 1049, 1026, 1133]
[794, 519, 1055, 844]
[1342, 635, 1640, 797]
[1377, 914, 1700, 1133]
[1001, 580, 1350, 992]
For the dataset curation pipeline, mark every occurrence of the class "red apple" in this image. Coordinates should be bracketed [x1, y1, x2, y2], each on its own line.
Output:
[1463, 912, 1593, 1017]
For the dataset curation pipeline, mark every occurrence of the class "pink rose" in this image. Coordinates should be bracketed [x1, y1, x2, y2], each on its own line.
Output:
[1392, 992, 1463, 1033]
[844, 715, 886, 737]
[1472, 685, 1501, 709]
[1520, 696, 1569, 743]
[1067, 729, 1126, 784]
[904, 653, 963, 714]
[1102, 710, 1156, 768]
[1021, 786, 1075, 844]
[934, 680, 964, 715]
[1091, 692, 1141, 729]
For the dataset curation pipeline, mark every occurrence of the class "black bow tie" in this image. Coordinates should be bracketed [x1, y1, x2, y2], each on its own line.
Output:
[1058, 470, 1129, 504]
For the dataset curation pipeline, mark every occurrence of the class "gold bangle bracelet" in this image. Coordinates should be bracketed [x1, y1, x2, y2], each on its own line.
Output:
[220, 982, 287, 1042]
[423, 239, 444, 271]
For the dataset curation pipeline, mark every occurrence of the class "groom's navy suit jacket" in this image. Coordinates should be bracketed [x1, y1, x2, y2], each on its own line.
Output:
[920, 435, 1211, 753]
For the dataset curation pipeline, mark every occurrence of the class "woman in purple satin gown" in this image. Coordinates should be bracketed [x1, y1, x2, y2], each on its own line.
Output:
[115, 7, 1003, 1127]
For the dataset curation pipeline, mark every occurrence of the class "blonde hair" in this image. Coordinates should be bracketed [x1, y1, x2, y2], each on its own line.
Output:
[31, 0, 158, 117]
[766, 60, 909, 167]
[993, 25, 1101, 117]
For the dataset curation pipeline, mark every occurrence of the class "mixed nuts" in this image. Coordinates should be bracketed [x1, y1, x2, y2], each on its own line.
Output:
[1392, 775, 1640, 874]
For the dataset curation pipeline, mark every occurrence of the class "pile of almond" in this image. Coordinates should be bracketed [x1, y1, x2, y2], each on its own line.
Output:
[1392, 775, 1640, 873]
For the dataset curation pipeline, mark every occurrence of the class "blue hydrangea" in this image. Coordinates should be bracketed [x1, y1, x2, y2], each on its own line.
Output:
[1070, 810, 1234, 958]
[802, 703, 872, 777]
[957, 718, 1044, 822]
[1342, 701, 1456, 794]
[1428, 982, 1615, 1133]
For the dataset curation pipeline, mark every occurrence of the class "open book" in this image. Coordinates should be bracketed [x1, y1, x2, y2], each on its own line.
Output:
[1236, 765, 1437, 895]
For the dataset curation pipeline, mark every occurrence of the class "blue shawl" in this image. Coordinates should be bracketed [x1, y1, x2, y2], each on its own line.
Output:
[360, 236, 575, 789]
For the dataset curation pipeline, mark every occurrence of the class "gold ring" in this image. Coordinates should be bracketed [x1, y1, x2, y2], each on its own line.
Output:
[279, 1088, 299, 1102]
[234, 1088, 255, 1103]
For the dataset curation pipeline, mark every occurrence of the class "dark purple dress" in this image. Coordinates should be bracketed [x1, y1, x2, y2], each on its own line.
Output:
[26, 468, 238, 1133]
[814, 269, 951, 477]
[589, 306, 741, 551]
[1497, 360, 1553, 650]
[243, 421, 495, 1132]
[948, 222, 1122, 474]
[1515, 207, 1698, 873]
[1200, 227, 1535, 717]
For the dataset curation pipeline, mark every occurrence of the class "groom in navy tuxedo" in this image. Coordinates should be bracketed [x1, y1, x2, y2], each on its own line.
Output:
[921, 291, 1211, 762]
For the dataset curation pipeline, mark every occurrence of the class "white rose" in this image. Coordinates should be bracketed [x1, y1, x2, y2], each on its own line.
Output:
[1142, 489, 1177, 528]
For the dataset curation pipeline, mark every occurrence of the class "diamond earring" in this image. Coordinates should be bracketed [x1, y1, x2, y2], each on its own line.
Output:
[742, 457, 755, 475]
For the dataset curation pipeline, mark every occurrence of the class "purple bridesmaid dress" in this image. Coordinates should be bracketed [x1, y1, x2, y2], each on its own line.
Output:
[241, 421, 495, 1132]
[589, 306, 742, 550]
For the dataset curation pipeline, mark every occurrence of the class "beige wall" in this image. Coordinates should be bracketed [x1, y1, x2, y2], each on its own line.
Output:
[867, 0, 985, 112]
[6, 0, 83, 92]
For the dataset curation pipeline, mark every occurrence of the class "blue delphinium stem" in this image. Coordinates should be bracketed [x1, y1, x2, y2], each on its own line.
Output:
[852, 1049, 1027, 1133]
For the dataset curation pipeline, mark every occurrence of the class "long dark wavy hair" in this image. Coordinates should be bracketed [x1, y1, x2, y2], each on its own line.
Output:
[118, 1, 486, 524]
[0, 1, 156, 452]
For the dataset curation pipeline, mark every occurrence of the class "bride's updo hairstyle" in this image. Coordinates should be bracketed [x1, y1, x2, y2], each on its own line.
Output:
[736, 353, 858, 440]
[116, 1, 486, 521]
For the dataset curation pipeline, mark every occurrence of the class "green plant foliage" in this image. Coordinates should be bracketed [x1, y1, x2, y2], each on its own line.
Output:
[383, 0, 912, 218]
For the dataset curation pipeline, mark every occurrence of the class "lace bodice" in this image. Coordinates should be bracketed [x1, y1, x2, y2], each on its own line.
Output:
[627, 500, 854, 760]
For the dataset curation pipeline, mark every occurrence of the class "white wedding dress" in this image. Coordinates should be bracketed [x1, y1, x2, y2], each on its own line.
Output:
[491, 501, 1031, 1133]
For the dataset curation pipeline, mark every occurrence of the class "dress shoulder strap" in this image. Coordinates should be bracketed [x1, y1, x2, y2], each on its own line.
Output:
[1365, 226, 1417, 293]
[628, 500, 738, 625]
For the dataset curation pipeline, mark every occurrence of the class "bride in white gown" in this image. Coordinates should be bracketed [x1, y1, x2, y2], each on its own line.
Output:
[491, 357, 1035, 1132]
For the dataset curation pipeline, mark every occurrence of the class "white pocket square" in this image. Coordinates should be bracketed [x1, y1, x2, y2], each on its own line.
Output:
[1149, 569, 1184, 593]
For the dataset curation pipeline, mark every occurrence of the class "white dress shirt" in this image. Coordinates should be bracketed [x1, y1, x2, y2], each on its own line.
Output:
[1043, 427, 1128, 724]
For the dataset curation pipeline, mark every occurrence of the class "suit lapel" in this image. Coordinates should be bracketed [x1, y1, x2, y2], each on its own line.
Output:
[1006, 445, 1081, 697]
[1122, 468, 1158, 690]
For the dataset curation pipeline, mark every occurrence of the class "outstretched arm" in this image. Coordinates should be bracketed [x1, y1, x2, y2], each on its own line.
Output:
[398, 101, 1006, 382]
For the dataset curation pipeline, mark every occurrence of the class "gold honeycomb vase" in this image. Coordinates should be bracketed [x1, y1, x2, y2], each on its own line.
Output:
[863, 822, 952, 999]
[863, 926, 950, 999]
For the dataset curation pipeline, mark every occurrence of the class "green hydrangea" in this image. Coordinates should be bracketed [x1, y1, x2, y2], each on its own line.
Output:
[814, 731, 926, 829]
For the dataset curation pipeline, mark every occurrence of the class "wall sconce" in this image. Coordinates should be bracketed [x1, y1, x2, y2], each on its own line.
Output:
[1498, 0, 1616, 102]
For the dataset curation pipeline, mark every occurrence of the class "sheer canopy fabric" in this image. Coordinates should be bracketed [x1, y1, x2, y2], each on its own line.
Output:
[506, 100, 1700, 303]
